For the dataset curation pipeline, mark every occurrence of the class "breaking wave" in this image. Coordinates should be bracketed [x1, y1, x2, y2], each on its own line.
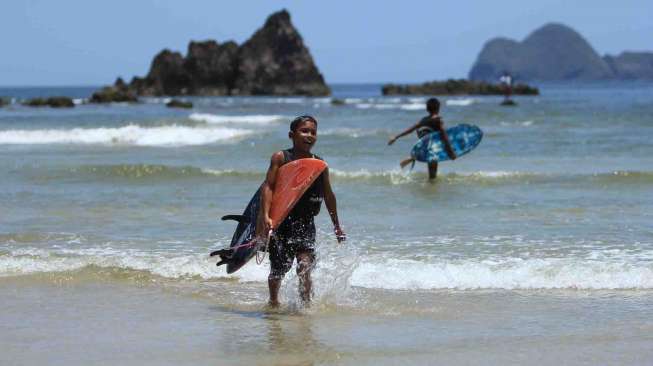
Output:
[189, 113, 286, 125]
[0, 125, 251, 146]
[2, 246, 652, 290]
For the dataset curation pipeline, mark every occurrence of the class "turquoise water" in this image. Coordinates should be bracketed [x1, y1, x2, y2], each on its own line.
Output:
[1, 83, 652, 364]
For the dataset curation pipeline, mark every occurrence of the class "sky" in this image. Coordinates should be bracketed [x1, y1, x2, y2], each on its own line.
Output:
[2, 0, 651, 86]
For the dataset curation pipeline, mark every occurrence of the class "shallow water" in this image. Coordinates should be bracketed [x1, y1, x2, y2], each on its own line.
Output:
[1, 83, 652, 364]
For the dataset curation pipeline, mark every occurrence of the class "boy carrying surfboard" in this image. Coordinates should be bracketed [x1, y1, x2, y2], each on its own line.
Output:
[257, 115, 345, 308]
[388, 97, 456, 180]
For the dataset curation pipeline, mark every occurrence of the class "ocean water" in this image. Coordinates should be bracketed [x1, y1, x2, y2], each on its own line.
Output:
[1, 83, 652, 365]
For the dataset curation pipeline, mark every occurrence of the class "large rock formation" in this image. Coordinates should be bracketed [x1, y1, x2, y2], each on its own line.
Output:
[603, 52, 653, 80]
[469, 23, 653, 81]
[93, 10, 329, 100]
[233, 10, 329, 95]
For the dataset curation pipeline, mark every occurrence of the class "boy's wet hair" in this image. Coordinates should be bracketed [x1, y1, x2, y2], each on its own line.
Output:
[290, 115, 318, 132]
[426, 98, 440, 113]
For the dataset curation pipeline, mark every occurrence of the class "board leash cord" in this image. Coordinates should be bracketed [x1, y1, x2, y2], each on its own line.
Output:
[255, 230, 273, 265]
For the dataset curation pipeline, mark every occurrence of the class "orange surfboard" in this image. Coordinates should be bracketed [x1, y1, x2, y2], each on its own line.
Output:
[269, 158, 328, 229]
[212, 158, 327, 274]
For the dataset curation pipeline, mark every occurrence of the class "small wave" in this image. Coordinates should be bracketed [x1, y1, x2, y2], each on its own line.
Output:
[499, 120, 534, 126]
[189, 113, 286, 125]
[328, 169, 653, 186]
[446, 98, 474, 106]
[73, 164, 218, 180]
[399, 104, 424, 110]
[0, 124, 251, 146]
[38, 164, 264, 181]
[355, 103, 397, 110]
[352, 257, 653, 290]
[2, 248, 652, 290]
[320, 128, 387, 138]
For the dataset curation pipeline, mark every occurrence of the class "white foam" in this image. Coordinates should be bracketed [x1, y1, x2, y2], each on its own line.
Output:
[189, 113, 285, 125]
[0, 125, 251, 146]
[319, 128, 383, 138]
[399, 103, 424, 110]
[330, 168, 413, 184]
[355, 103, 396, 110]
[3, 248, 653, 290]
[446, 98, 474, 106]
[351, 257, 653, 290]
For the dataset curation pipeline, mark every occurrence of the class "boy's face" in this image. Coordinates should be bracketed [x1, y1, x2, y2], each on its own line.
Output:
[289, 120, 317, 153]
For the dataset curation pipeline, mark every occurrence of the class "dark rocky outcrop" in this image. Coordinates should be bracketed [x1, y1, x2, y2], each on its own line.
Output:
[90, 78, 139, 103]
[603, 52, 653, 80]
[185, 40, 239, 95]
[382, 79, 539, 96]
[0, 97, 9, 107]
[232, 10, 329, 96]
[23, 97, 75, 108]
[94, 10, 329, 99]
[469, 23, 613, 81]
[166, 99, 193, 109]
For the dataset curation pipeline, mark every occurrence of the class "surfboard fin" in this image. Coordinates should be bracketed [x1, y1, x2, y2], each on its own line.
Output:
[221, 214, 249, 223]
[210, 248, 235, 267]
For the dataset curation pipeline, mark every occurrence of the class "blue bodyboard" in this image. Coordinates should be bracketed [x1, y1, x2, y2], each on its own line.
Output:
[411, 124, 483, 163]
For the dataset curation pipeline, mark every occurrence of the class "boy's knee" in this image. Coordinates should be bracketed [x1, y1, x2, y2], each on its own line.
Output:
[296, 252, 315, 275]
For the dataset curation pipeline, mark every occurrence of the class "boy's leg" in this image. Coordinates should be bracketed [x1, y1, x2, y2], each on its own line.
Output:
[428, 161, 438, 180]
[296, 251, 315, 305]
[267, 232, 292, 308]
[400, 157, 415, 169]
[268, 276, 282, 307]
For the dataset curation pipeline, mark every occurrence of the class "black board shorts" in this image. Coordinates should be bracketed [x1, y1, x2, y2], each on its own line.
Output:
[268, 216, 316, 278]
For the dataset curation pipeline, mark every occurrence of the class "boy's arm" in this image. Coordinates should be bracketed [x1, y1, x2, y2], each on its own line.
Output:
[322, 167, 346, 242]
[438, 119, 457, 160]
[388, 121, 421, 145]
[257, 151, 284, 237]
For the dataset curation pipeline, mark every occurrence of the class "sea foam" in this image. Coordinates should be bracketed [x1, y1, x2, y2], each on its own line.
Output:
[0, 125, 251, 146]
[189, 113, 286, 125]
[2, 247, 652, 290]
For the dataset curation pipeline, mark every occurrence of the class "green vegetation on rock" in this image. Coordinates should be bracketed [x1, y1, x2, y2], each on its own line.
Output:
[382, 79, 538, 96]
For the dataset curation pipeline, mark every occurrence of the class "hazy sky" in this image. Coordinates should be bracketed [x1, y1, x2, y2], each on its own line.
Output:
[2, 0, 651, 85]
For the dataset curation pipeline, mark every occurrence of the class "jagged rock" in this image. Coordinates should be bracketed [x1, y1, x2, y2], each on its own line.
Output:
[134, 50, 191, 96]
[331, 98, 345, 105]
[0, 97, 9, 107]
[604, 52, 653, 79]
[93, 9, 329, 97]
[185, 40, 239, 95]
[469, 23, 614, 81]
[23, 97, 75, 108]
[90, 78, 138, 103]
[382, 79, 538, 95]
[166, 99, 193, 109]
[232, 10, 330, 96]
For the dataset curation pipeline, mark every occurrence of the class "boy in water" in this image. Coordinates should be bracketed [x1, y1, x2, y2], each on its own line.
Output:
[388, 97, 456, 180]
[257, 115, 345, 307]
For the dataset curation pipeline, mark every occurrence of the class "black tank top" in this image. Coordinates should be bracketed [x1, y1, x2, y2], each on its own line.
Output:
[282, 149, 324, 217]
[416, 116, 442, 138]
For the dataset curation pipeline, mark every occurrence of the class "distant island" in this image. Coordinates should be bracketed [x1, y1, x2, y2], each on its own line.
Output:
[469, 23, 653, 81]
[92, 10, 329, 101]
[382, 79, 538, 96]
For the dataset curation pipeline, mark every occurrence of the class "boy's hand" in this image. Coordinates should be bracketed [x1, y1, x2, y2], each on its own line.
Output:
[263, 215, 273, 234]
[334, 226, 346, 243]
[256, 215, 273, 238]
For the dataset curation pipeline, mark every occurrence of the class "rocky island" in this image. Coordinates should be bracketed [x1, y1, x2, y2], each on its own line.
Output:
[92, 10, 329, 101]
[469, 23, 653, 81]
[382, 79, 538, 96]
